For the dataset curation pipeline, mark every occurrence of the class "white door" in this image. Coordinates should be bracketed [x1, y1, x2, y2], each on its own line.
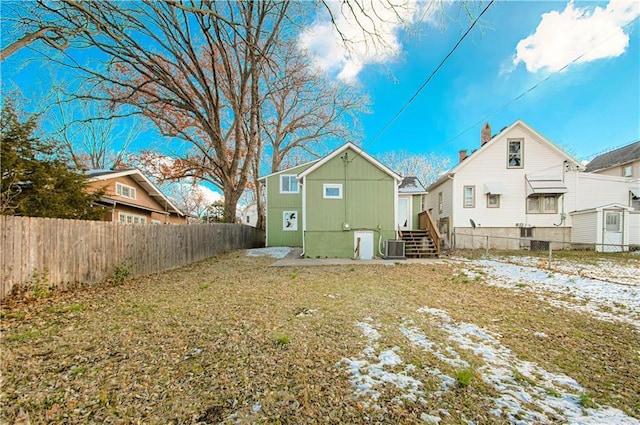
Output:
[354, 231, 374, 260]
[603, 210, 623, 252]
[397, 197, 411, 231]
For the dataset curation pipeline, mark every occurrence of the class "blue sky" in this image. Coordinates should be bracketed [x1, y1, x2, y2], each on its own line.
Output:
[302, 0, 640, 164]
[2, 1, 639, 182]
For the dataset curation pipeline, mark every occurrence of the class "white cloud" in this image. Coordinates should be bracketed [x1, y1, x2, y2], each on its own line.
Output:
[513, 0, 640, 73]
[299, 0, 434, 82]
[195, 184, 222, 204]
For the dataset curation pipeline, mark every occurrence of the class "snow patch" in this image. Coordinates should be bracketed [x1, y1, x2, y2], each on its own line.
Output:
[468, 259, 640, 330]
[246, 247, 292, 259]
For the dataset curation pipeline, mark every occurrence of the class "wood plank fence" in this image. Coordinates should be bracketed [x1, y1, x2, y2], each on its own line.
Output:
[0, 216, 265, 301]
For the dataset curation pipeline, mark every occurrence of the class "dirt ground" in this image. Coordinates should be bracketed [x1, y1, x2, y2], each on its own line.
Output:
[1, 249, 638, 424]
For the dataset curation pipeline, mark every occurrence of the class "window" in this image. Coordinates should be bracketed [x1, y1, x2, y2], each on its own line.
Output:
[487, 194, 500, 208]
[622, 165, 633, 177]
[118, 213, 147, 224]
[323, 183, 343, 199]
[631, 192, 640, 210]
[507, 139, 523, 168]
[283, 211, 298, 231]
[116, 182, 136, 199]
[438, 192, 443, 214]
[463, 186, 475, 208]
[526, 195, 558, 213]
[280, 175, 298, 194]
[520, 227, 534, 238]
[605, 211, 621, 232]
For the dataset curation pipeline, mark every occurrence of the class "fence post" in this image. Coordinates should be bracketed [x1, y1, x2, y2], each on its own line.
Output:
[548, 241, 552, 269]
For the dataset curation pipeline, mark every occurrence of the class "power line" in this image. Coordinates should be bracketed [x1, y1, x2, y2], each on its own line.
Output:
[434, 15, 640, 152]
[367, 0, 495, 147]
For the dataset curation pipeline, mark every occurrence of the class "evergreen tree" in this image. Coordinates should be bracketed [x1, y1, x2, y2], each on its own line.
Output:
[1, 101, 105, 219]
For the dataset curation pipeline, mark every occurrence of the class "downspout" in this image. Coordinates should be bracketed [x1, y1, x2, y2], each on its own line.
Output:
[343, 152, 349, 226]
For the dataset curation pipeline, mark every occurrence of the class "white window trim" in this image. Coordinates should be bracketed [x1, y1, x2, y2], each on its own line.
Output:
[438, 192, 443, 214]
[487, 193, 500, 208]
[463, 185, 475, 208]
[323, 183, 343, 199]
[622, 164, 632, 177]
[116, 182, 137, 200]
[118, 212, 147, 224]
[526, 194, 558, 214]
[507, 138, 524, 169]
[280, 175, 299, 194]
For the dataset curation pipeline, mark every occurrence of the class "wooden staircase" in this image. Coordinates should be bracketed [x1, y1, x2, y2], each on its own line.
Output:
[400, 229, 439, 258]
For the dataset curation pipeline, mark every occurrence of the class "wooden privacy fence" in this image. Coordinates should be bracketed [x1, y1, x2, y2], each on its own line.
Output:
[0, 216, 265, 300]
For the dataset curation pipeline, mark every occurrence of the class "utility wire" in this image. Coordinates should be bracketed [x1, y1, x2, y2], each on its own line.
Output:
[434, 15, 640, 152]
[367, 0, 495, 147]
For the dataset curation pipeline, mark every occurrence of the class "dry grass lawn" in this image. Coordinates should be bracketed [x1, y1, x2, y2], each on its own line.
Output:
[1, 250, 638, 424]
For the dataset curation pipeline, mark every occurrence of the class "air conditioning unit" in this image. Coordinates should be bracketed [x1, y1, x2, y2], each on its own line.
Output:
[385, 240, 406, 260]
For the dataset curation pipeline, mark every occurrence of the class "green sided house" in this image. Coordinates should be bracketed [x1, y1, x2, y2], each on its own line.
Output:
[258, 142, 440, 259]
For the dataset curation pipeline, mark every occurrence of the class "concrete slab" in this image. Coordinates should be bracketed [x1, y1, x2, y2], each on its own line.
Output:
[270, 248, 447, 267]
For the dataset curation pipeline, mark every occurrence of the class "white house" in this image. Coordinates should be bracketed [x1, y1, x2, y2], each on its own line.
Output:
[424, 120, 640, 251]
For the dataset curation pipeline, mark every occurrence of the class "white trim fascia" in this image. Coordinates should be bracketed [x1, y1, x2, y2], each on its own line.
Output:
[298, 142, 402, 182]
[426, 120, 583, 192]
[257, 159, 320, 181]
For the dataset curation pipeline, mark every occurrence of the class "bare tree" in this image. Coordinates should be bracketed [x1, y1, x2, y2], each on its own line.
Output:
[50, 91, 143, 170]
[378, 150, 450, 188]
[21, 0, 293, 222]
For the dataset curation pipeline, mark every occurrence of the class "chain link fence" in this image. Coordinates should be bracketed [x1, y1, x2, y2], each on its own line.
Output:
[450, 231, 637, 266]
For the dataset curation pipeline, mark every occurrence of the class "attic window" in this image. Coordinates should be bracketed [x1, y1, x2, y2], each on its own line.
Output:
[623, 165, 632, 177]
[116, 182, 136, 200]
[507, 139, 523, 168]
[280, 175, 298, 194]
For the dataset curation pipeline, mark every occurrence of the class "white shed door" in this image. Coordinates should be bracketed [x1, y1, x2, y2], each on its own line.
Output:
[354, 231, 374, 260]
[603, 210, 623, 252]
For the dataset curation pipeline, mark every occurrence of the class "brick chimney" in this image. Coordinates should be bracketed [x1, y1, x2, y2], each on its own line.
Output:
[481, 122, 491, 146]
[458, 149, 468, 163]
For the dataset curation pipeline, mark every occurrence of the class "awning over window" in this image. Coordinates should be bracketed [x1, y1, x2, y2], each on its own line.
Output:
[483, 182, 506, 195]
[630, 187, 640, 198]
[525, 174, 568, 196]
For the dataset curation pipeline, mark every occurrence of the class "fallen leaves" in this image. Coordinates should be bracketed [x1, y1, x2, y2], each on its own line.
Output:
[1, 251, 638, 423]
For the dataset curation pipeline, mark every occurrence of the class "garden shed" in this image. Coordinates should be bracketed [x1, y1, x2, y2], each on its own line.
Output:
[570, 203, 633, 252]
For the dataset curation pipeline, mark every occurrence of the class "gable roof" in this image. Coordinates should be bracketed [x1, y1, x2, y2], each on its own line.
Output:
[399, 176, 427, 194]
[257, 159, 320, 181]
[87, 169, 184, 216]
[585, 141, 640, 172]
[427, 119, 583, 191]
[298, 142, 402, 182]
